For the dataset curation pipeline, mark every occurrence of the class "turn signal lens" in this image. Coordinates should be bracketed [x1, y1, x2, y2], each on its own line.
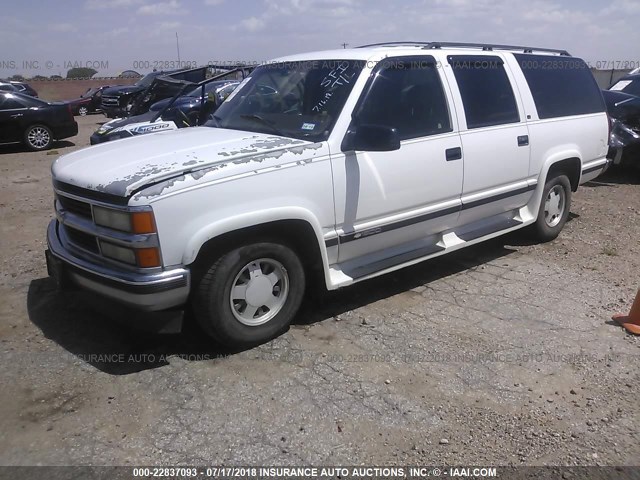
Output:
[131, 211, 156, 234]
[135, 247, 161, 268]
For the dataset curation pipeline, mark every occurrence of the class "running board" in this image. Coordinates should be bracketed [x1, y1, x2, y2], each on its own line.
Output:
[328, 210, 530, 289]
[344, 243, 445, 280]
[456, 217, 523, 241]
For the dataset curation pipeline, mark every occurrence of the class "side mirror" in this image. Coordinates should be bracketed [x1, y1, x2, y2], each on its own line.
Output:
[341, 124, 401, 152]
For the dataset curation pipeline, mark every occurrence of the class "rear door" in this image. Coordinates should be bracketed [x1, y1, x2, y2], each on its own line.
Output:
[444, 55, 532, 225]
[0, 94, 28, 143]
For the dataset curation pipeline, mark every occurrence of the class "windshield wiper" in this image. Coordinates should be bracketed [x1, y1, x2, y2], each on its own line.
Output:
[240, 114, 286, 137]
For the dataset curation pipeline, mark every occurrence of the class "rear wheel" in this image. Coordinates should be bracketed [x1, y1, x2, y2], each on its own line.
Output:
[24, 125, 52, 151]
[531, 174, 572, 242]
[78, 106, 88, 116]
[192, 242, 306, 348]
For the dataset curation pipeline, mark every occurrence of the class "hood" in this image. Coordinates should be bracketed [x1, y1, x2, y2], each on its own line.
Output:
[102, 85, 143, 96]
[65, 97, 90, 105]
[149, 95, 199, 112]
[100, 111, 157, 130]
[52, 128, 316, 198]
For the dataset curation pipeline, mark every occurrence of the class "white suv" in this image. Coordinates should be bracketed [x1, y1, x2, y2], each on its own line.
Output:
[46, 42, 610, 347]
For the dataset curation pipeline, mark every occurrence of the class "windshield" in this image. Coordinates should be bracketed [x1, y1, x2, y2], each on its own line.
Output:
[82, 88, 98, 97]
[186, 81, 238, 98]
[135, 72, 159, 88]
[209, 60, 365, 141]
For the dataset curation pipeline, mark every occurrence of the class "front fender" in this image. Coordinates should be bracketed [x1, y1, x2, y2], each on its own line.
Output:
[182, 207, 333, 289]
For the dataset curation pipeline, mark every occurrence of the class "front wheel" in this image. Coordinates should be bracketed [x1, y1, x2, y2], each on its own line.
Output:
[192, 242, 306, 348]
[78, 106, 88, 116]
[530, 174, 572, 242]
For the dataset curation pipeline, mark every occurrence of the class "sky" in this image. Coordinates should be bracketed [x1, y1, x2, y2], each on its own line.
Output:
[1, 0, 639, 77]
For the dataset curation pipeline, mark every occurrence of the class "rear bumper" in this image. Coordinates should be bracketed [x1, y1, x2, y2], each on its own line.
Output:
[53, 122, 78, 140]
[46, 219, 190, 311]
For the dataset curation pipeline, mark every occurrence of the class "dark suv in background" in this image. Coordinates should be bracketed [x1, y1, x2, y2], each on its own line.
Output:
[101, 68, 205, 118]
[0, 81, 38, 97]
[605, 72, 640, 170]
[9, 81, 38, 97]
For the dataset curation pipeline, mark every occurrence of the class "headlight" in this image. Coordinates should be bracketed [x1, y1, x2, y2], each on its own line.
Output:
[97, 125, 113, 134]
[93, 207, 156, 234]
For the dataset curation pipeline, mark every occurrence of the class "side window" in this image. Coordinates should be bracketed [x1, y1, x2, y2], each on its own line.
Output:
[448, 55, 520, 129]
[0, 96, 24, 110]
[355, 57, 452, 140]
[514, 54, 605, 119]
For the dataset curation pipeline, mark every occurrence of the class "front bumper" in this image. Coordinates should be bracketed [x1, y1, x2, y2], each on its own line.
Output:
[89, 132, 108, 145]
[102, 106, 125, 118]
[46, 219, 190, 311]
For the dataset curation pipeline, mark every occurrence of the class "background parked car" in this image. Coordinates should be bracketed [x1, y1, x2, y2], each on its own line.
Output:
[9, 81, 38, 97]
[609, 72, 640, 96]
[0, 92, 78, 151]
[0, 82, 19, 92]
[65, 86, 111, 116]
[604, 88, 640, 170]
[90, 78, 239, 145]
[149, 79, 240, 121]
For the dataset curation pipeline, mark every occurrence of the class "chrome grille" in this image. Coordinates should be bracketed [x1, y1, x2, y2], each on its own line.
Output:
[64, 226, 99, 253]
[57, 195, 92, 220]
[101, 96, 120, 107]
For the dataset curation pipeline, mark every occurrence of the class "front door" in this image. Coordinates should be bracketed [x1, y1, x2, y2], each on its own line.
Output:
[331, 56, 464, 264]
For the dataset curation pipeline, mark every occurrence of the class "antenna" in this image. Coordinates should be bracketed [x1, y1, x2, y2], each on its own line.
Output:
[341, 42, 349, 49]
[176, 32, 181, 63]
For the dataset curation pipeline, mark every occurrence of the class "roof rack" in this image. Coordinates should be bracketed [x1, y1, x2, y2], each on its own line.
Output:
[356, 41, 435, 48]
[356, 41, 570, 56]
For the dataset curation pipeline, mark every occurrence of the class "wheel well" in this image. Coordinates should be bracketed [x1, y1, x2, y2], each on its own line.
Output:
[24, 123, 52, 134]
[546, 157, 581, 192]
[190, 219, 325, 288]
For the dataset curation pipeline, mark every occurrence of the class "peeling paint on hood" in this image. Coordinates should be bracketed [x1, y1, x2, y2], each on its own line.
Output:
[51, 127, 315, 198]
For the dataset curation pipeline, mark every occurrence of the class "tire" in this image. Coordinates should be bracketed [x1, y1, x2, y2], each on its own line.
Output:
[24, 124, 53, 151]
[192, 242, 306, 348]
[531, 174, 572, 242]
[78, 106, 88, 116]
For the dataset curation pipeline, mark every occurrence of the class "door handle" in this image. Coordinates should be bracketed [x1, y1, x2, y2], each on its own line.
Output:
[445, 147, 462, 161]
[11, 114, 23, 118]
[517, 135, 529, 146]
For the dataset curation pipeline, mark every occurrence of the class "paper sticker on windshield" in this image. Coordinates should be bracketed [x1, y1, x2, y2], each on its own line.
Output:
[610, 80, 631, 91]
[224, 76, 251, 103]
[301, 123, 316, 131]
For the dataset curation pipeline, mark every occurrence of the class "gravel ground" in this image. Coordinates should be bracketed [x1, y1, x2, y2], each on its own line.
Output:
[0, 116, 639, 467]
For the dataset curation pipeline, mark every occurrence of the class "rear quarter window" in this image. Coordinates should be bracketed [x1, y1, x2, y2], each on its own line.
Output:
[514, 54, 605, 119]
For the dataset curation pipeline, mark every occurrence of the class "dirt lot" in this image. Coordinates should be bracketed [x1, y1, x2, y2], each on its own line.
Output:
[0, 116, 639, 467]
